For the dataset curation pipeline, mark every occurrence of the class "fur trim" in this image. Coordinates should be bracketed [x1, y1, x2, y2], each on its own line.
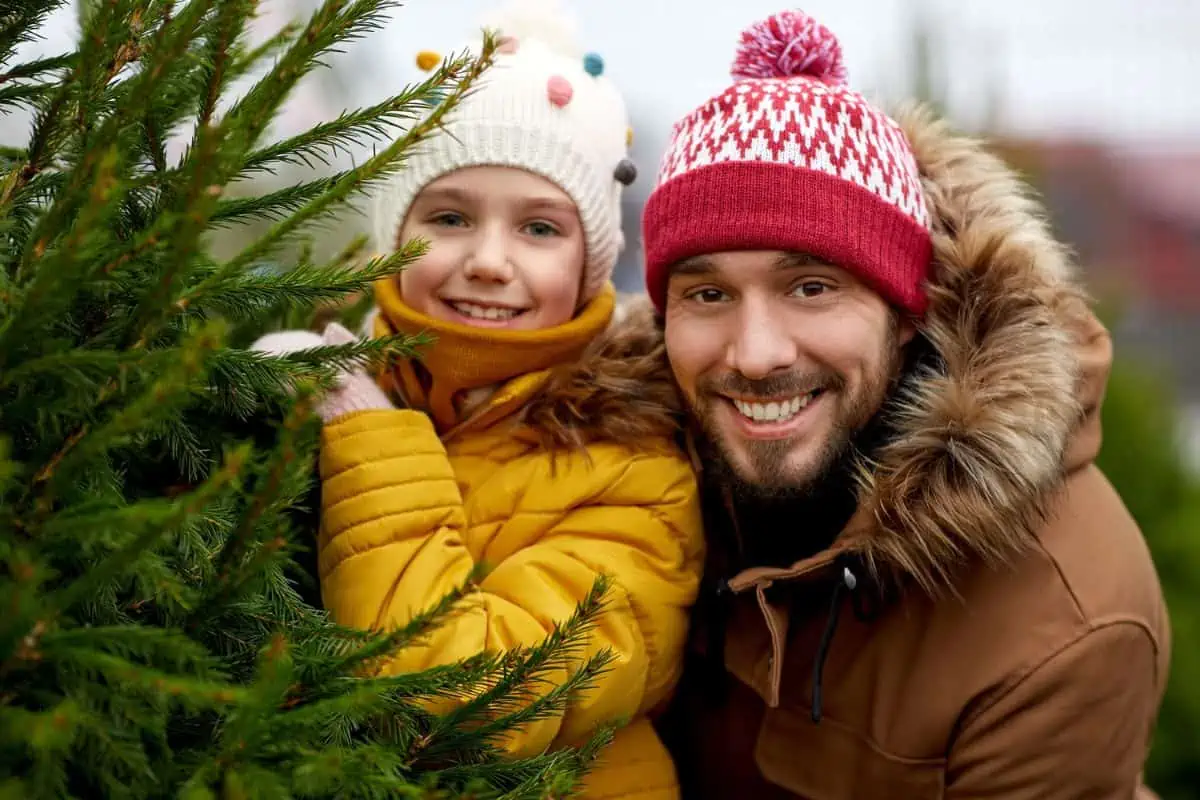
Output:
[514, 292, 685, 451]
[841, 104, 1093, 595]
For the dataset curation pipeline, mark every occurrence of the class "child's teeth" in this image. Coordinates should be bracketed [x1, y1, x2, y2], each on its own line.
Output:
[733, 393, 815, 423]
[455, 302, 518, 320]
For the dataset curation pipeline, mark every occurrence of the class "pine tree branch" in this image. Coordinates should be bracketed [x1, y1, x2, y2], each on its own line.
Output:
[0, 145, 124, 364]
[0, 52, 72, 114]
[156, 416, 210, 482]
[219, 0, 399, 160]
[185, 39, 495, 300]
[325, 575, 483, 679]
[46, 444, 250, 620]
[39, 495, 191, 543]
[44, 625, 227, 681]
[0, 82, 50, 111]
[0, 446, 248, 679]
[417, 578, 614, 758]
[184, 237, 424, 321]
[196, 0, 252, 130]
[223, 332, 427, 386]
[0, 76, 70, 223]
[213, 633, 296, 762]
[34, 323, 223, 491]
[8, 1, 208, 284]
[0, 52, 72, 85]
[230, 21, 300, 81]
[237, 78, 444, 177]
[0, 2, 67, 65]
[0, 346, 144, 390]
[208, 169, 352, 227]
[124, 125, 227, 348]
[204, 396, 313, 607]
[47, 649, 244, 712]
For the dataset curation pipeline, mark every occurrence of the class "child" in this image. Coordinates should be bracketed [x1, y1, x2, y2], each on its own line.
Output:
[256, 2, 704, 798]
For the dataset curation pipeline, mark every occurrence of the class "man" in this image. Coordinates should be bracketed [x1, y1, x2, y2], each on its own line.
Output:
[639, 10, 1170, 799]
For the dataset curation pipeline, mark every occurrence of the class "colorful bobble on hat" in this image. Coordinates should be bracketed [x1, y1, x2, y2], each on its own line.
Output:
[613, 158, 637, 186]
[730, 9, 848, 86]
[583, 52, 604, 77]
[547, 75, 573, 107]
[416, 50, 441, 72]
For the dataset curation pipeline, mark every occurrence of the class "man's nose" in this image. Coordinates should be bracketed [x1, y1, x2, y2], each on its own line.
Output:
[726, 301, 798, 380]
[463, 226, 513, 283]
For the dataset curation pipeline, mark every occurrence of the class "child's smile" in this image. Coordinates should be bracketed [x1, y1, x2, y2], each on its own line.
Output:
[440, 297, 529, 328]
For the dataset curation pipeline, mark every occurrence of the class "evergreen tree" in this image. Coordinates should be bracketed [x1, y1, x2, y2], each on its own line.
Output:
[0, 2, 612, 797]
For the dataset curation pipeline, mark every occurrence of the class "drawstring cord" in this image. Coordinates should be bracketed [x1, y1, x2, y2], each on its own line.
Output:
[811, 565, 858, 723]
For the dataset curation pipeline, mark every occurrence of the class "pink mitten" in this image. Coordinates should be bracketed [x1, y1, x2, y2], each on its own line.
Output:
[250, 323, 394, 423]
[314, 323, 394, 422]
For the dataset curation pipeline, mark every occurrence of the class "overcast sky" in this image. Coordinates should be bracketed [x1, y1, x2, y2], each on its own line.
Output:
[15, 0, 1200, 143]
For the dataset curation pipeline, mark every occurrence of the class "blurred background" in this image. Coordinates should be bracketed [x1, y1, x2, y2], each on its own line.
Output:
[7, 0, 1198, 794]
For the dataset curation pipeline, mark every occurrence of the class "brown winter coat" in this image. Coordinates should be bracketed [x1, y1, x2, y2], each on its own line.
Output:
[654, 106, 1171, 799]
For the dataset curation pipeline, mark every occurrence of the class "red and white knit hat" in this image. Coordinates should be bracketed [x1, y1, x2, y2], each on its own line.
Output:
[642, 10, 933, 315]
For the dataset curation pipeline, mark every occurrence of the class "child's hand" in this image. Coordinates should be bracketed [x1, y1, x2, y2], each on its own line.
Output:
[251, 323, 395, 423]
[314, 323, 394, 421]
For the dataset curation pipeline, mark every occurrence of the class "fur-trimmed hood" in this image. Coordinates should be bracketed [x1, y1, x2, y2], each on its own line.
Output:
[836, 104, 1107, 595]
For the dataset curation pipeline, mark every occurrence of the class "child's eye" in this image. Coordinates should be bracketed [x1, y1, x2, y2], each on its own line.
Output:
[523, 221, 560, 238]
[430, 212, 467, 228]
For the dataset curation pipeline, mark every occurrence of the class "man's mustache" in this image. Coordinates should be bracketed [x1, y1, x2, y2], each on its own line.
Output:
[697, 369, 843, 401]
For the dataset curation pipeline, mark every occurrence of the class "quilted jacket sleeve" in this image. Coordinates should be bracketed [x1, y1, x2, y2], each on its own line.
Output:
[317, 408, 705, 758]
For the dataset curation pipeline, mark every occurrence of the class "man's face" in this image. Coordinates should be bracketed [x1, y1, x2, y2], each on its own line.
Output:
[664, 251, 914, 497]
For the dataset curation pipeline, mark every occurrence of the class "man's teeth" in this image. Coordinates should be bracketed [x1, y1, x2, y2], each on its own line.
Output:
[451, 302, 520, 321]
[733, 393, 815, 423]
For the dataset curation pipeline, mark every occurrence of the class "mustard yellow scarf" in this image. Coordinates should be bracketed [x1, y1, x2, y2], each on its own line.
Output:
[372, 277, 615, 431]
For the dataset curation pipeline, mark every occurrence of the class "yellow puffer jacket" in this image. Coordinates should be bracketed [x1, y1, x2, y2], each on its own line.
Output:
[318, 301, 705, 800]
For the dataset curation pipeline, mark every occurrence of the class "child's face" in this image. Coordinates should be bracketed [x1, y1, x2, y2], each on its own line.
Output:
[397, 167, 585, 331]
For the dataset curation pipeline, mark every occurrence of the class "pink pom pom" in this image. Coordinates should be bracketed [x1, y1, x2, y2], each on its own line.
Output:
[731, 10, 848, 85]
[547, 75, 573, 107]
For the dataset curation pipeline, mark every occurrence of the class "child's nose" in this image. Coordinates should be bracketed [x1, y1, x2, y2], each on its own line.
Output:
[463, 228, 514, 283]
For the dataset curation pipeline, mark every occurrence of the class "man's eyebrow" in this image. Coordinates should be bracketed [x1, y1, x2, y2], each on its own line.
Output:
[775, 252, 826, 269]
[668, 256, 718, 278]
[669, 252, 826, 278]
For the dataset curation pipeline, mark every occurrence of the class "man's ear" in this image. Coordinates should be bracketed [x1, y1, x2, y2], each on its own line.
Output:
[897, 314, 918, 347]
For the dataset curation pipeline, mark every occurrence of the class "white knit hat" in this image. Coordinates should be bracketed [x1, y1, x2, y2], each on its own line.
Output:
[371, 0, 635, 303]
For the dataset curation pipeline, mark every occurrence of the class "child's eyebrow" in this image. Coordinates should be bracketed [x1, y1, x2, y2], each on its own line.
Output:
[416, 187, 574, 215]
[522, 196, 576, 214]
[418, 187, 472, 205]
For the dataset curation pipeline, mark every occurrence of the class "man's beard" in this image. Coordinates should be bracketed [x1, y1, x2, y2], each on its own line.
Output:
[695, 408, 894, 567]
[691, 332, 903, 504]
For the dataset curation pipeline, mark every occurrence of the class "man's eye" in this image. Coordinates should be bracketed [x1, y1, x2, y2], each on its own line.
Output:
[688, 288, 729, 304]
[793, 281, 829, 298]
